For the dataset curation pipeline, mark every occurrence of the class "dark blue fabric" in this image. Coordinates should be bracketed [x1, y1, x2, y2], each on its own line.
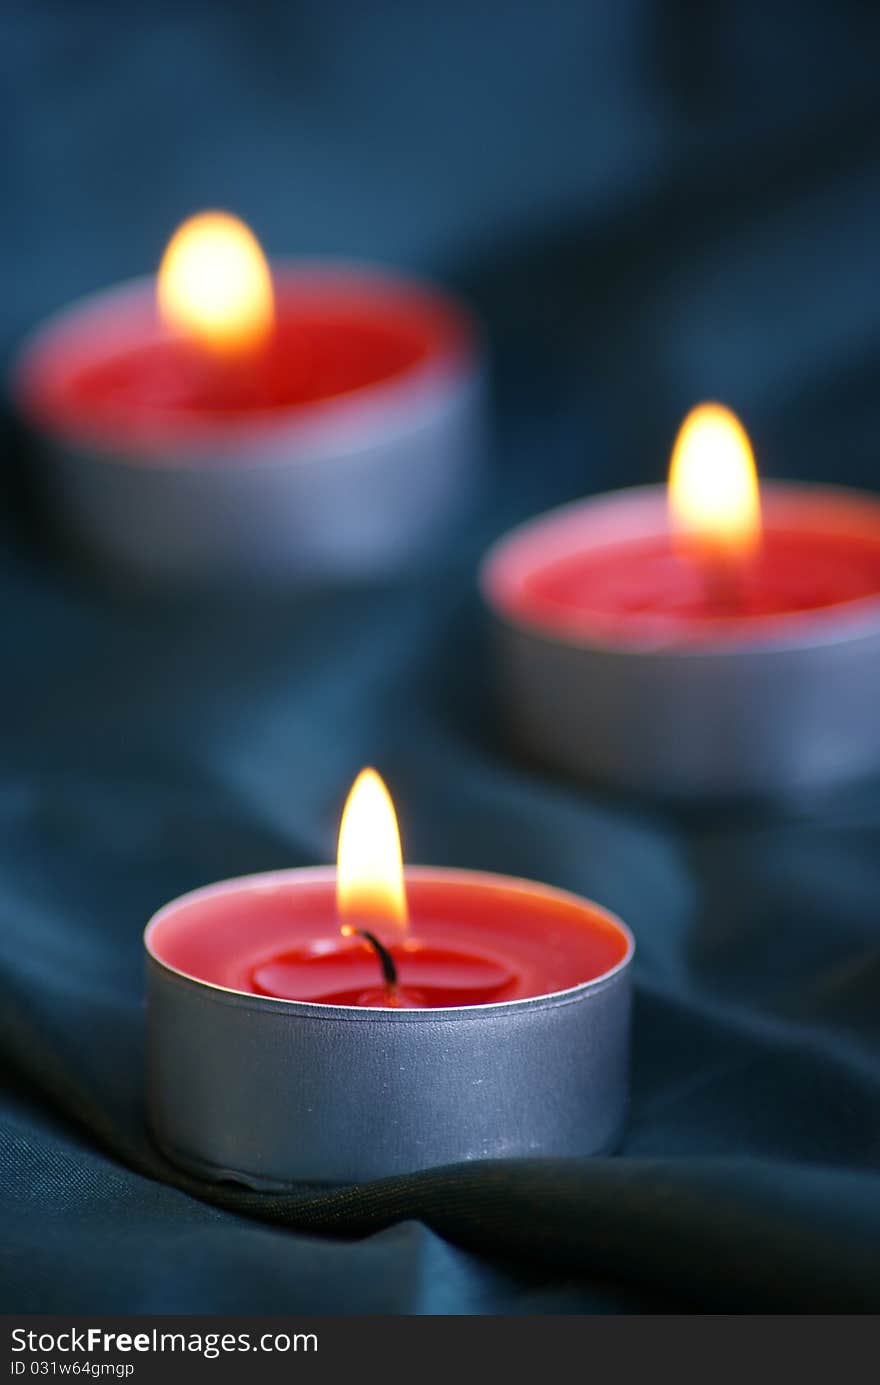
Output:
[2, 1, 880, 1312]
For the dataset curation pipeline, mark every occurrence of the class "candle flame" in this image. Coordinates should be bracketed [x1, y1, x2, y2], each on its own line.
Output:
[157, 211, 274, 354]
[668, 402, 762, 555]
[337, 769, 408, 940]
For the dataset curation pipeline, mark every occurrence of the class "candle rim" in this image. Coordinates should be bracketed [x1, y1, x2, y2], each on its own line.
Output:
[144, 863, 634, 1018]
[481, 480, 880, 657]
[12, 261, 480, 464]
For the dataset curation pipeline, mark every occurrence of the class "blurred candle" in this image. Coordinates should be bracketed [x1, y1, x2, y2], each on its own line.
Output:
[12, 211, 485, 586]
[482, 403, 880, 799]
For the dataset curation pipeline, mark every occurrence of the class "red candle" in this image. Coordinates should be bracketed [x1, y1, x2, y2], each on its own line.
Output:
[12, 212, 483, 584]
[481, 404, 880, 799]
[144, 769, 635, 1184]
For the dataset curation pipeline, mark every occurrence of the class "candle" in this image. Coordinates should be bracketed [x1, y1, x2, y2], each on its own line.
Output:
[481, 403, 880, 800]
[13, 212, 485, 585]
[145, 769, 634, 1185]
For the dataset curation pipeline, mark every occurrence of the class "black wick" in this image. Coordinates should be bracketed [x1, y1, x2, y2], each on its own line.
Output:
[349, 929, 399, 989]
[704, 557, 742, 615]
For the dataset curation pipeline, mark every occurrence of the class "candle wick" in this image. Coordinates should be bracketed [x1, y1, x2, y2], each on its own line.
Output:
[350, 928, 399, 990]
[703, 553, 742, 614]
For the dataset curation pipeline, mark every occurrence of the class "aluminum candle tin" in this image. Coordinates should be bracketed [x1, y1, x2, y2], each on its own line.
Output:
[481, 483, 880, 802]
[144, 867, 634, 1188]
[12, 264, 485, 586]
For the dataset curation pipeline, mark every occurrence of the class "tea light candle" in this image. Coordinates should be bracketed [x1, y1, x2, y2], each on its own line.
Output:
[145, 770, 634, 1186]
[482, 404, 880, 800]
[12, 212, 485, 585]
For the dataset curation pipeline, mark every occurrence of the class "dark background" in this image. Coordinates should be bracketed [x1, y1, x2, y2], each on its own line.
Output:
[2, 0, 880, 1312]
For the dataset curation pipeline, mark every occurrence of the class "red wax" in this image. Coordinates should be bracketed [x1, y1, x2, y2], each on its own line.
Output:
[145, 867, 631, 1010]
[484, 486, 880, 649]
[15, 270, 473, 455]
[252, 940, 517, 1008]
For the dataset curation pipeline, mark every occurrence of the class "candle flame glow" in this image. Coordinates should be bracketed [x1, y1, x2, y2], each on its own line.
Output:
[157, 211, 274, 354]
[337, 769, 408, 940]
[668, 403, 762, 555]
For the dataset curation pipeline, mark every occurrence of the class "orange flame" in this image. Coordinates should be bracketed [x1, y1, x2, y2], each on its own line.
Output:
[668, 403, 762, 556]
[337, 769, 408, 939]
[157, 211, 274, 354]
